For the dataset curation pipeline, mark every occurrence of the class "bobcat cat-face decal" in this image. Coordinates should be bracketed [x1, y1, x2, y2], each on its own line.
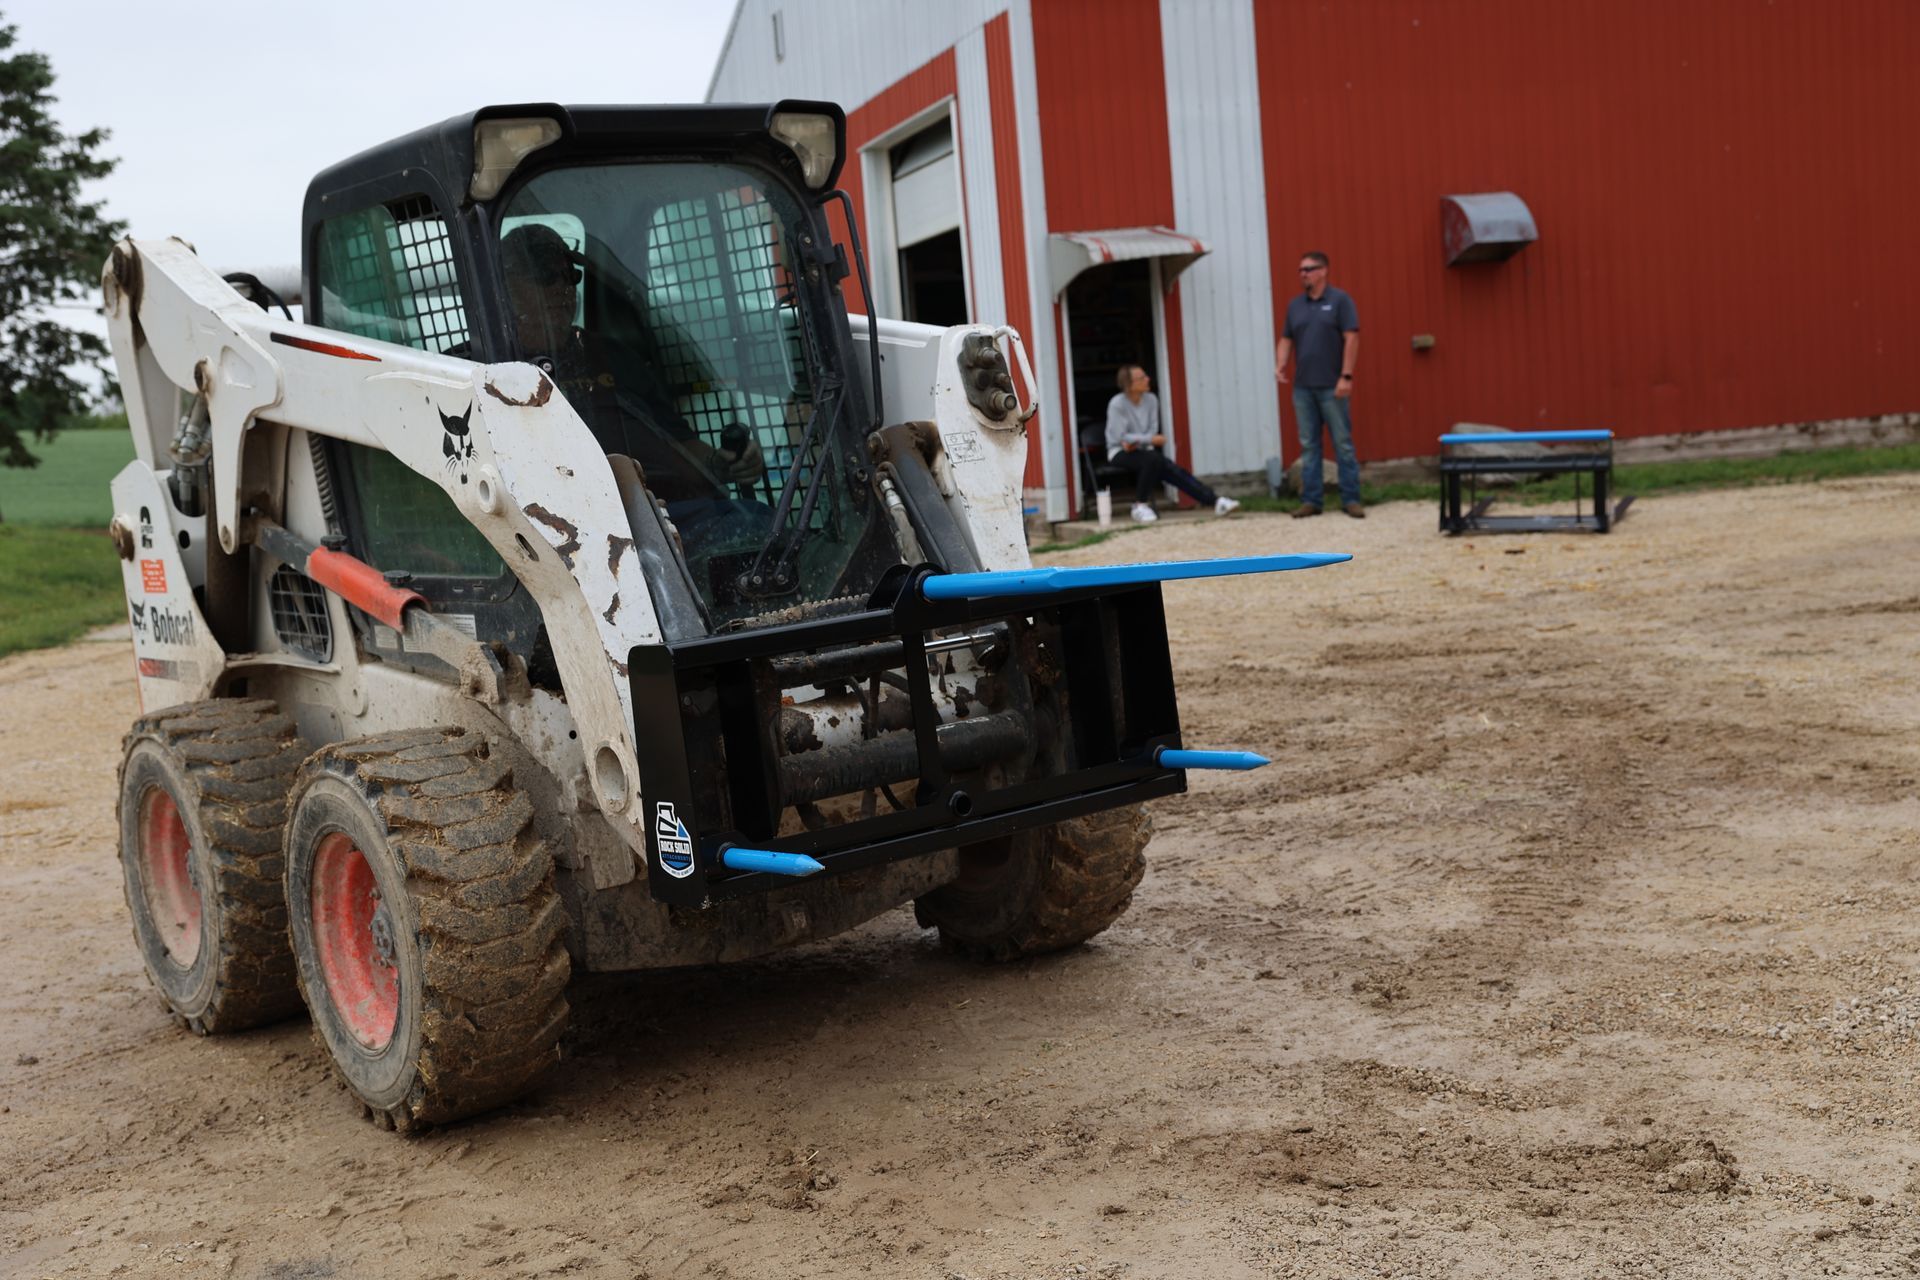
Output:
[440, 402, 476, 483]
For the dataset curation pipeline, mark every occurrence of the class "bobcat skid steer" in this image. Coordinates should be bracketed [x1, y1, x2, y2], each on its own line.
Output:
[103, 101, 1345, 1129]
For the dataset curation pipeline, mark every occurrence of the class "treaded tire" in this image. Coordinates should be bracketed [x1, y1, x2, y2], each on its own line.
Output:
[284, 727, 569, 1131]
[115, 698, 307, 1034]
[914, 803, 1152, 961]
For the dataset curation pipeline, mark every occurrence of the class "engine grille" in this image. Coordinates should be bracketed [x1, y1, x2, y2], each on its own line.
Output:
[268, 565, 333, 663]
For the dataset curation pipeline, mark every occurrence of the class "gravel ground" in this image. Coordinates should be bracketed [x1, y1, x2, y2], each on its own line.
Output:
[1, 475, 1917, 1278]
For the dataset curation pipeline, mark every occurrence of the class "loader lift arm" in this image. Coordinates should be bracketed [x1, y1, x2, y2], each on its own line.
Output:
[103, 236, 664, 860]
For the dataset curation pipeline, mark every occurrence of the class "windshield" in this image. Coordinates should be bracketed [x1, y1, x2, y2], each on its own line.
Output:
[498, 160, 893, 630]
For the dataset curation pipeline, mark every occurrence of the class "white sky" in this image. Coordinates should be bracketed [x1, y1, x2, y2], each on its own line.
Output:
[10, 0, 737, 307]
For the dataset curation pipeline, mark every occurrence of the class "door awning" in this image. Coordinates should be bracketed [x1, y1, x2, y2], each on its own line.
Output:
[1048, 226, 1211, 298]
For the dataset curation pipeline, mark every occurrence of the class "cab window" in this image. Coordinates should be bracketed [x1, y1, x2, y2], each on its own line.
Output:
[314, 195, 504, 586]
[342, 447, 505, 581]
[314, 195, 469, 353]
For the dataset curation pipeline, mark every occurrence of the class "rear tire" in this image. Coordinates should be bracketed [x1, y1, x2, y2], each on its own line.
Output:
[284, 728, 569, 1131]
[115, 699, 307, 1033]
[914, 803, 1152, 961]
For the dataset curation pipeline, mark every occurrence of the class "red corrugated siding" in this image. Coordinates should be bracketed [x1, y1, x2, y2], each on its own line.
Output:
[1033, 0, 1176, 228]
[1254, 0, 1920, 463]
[1032, 0, 1194, 500]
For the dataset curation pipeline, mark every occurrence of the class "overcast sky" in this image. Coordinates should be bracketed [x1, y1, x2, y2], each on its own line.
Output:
[10, 0, 736, 280]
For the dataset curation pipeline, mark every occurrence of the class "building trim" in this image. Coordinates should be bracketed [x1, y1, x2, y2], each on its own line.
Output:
[705, 0, 749, 103]
[858, 96, 960, 320]
[1005, 0, 1062, 517]
[985, 11, 1046, 496]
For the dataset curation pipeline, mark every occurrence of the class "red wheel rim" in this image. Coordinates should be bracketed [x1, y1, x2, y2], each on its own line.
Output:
[137, 786, 201, 966]
[311, 832, 400, 1050]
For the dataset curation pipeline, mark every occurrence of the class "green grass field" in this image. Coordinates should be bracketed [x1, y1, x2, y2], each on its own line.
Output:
[1228, 439, 1920, 515]
[0, 424, 137, 658]
[0, 525, 126, 658]
[0, 426, 136, 526]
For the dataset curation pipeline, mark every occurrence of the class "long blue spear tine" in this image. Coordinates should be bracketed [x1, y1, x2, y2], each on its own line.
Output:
[920, 552, 1351, 601]
[1157, 748, 1270, 771]
[720, 847, 826, 877]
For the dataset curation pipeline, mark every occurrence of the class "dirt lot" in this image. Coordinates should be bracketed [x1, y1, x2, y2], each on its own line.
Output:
[3, 476, 1918, 1279]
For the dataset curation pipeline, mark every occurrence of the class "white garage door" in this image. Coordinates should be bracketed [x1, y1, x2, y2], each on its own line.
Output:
[890, 118, 959, 249]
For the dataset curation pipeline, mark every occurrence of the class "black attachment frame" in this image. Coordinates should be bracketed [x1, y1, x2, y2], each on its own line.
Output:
[628, 565, 1187, 908]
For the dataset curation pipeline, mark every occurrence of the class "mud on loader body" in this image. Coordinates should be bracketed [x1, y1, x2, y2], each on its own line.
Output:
[103, 102, 1335, 1129]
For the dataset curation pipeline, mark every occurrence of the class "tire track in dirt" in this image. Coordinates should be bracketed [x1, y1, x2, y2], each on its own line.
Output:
[5, 481, 1920, 1278]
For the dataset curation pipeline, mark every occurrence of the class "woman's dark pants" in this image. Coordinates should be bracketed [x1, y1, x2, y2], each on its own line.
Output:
[1109, 449, 1218, 506]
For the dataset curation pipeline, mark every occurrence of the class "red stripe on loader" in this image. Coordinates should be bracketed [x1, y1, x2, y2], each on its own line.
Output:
[271, 332, 381, 362]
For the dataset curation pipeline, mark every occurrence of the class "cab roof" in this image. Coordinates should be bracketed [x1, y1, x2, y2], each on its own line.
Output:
[302, 100, 845, 226]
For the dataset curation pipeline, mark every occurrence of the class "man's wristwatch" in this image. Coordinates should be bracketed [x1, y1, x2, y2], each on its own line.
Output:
[1339, 373, 1354, 381]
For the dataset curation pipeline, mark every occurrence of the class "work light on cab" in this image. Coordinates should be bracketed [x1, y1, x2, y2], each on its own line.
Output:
[470, 116, 563, 200]
[769, 110, 838, 189]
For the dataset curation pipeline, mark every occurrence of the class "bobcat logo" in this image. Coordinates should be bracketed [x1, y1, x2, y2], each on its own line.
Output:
[129, 600, 146, 633]
[439, 402, 475, 483]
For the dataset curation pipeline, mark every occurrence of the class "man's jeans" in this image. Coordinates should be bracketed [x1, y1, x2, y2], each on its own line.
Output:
[1293, 387, 1361, 508]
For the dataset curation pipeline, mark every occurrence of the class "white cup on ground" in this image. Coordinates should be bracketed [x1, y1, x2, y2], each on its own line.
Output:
[1095, 489, 1113, 527]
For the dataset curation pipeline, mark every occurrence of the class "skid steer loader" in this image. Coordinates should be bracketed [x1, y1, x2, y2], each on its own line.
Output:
[103, 101, 1345, 1129]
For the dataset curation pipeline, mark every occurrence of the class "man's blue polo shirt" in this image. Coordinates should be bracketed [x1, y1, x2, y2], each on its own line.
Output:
[1284, 286, 1359, 389]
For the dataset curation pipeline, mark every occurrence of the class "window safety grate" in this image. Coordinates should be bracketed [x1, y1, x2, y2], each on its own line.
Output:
[319, 194, 469, 354]
[268, 565, 333, 663]
[647, 189, 822, 519]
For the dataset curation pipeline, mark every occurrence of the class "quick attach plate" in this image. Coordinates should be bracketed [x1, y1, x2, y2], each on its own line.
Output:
[626, 564, 1186, 908]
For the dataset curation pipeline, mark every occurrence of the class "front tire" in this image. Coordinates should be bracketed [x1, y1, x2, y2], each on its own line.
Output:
[914, 803, 1152, 961]
[115, 699, 307, 1033]
[284, 728, 569, 1130]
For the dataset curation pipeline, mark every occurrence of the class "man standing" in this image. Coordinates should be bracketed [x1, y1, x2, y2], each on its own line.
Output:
[1104, 366, 1239, 523]
[1275, 251, 1363, 518]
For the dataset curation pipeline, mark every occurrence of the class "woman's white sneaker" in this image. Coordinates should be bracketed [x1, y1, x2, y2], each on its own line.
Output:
[1214, 496, 1241, 516]
[1130, 503, 1158, 523]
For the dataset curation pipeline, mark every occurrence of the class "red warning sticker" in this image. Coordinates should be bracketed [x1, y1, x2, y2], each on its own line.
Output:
[139, 559, 167, 593]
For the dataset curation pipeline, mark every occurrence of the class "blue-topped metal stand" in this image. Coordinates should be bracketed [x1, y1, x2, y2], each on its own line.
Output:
[1438, 429, 1633, 535]
[1439, 430, 1614, 446]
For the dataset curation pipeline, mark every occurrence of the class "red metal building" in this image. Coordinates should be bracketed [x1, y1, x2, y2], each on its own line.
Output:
[711, 0, 1920, 519]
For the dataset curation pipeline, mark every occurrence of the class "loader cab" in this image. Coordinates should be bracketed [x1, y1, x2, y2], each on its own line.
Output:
[300, 102, 895, 668]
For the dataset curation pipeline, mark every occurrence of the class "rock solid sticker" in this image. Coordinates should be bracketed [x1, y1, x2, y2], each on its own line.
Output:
[655, 801, 695, 878]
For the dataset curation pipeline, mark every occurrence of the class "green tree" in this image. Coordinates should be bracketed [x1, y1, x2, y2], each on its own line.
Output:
[0, 18, 122, 502]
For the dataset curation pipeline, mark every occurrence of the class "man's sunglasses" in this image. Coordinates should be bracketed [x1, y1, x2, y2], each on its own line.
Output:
[1298, 265, 1325, 273]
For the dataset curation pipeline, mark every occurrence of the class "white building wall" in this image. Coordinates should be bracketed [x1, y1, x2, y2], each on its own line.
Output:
[1160, 0, 1280, 477]
[1005, 0, 1062, 517]
[712, 0, 1067, 516]
[953, 28, 1007, 328]
[710, 3, 1009, 330]
[708, 0, 1008, 106]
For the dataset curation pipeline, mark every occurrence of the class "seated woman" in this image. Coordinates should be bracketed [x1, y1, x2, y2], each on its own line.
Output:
[1104, 365, 1239, 523]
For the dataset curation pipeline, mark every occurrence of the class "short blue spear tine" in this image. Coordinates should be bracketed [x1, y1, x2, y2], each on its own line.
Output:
[719, 847, 827, 877]
[1156, 748, 1270, 771]
[919, 552, 1351, 601]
